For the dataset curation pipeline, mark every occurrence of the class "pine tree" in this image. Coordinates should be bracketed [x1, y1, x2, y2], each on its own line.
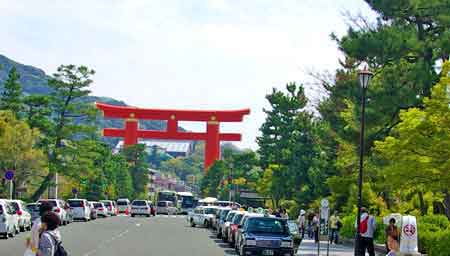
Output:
[0, 66, 23, 117]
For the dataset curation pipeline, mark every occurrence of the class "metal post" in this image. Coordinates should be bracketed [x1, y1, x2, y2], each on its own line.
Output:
[9, 180, 13, 200]
[317, 208, 321, 256]
[355, 86, 366, 256]
[326, 221, 330, 256]
[55, 172, 58, 199]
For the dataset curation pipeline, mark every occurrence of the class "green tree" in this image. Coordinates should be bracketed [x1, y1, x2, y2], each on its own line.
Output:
[374, 62, 450, 219]
[0, 66, 23, 117]
[0, 111, 47, 199]
[121, 144, 149, 198]
[31, 65, 96, 200]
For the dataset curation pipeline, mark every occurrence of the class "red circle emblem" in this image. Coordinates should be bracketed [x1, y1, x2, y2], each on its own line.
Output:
[403, 224, 416, 236]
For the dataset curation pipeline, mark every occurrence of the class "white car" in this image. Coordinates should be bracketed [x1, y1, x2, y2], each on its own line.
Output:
[221, 210, 239, 241]
[8, 200, 31, 232]
[93, 202, 108, 217]
[0, 200, 19, 238]
[130, 200, 151, 217]
[189, 206, 219, 228]
[117, 198, 130, 214]
[67, 199, 91, 221]
[101, 200, 117, 216]
[156, 201, 177, 215]
[37, 199, 69, 225]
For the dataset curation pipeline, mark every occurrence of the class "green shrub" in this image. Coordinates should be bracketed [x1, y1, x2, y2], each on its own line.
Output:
[339, 214, 385, 244]
[417, 215, 450, 256]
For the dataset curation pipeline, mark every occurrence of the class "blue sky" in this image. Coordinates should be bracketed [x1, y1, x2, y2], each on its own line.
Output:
[0, 0, 375, 149]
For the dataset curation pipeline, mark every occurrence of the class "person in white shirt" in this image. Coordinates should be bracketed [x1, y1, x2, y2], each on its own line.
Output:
[297, 210, 306, 238]
[357, 207, 376, 256]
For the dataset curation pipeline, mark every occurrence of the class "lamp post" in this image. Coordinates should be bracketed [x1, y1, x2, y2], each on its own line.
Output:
[228, 163, 234, 202]
[355, 67, 373, 255]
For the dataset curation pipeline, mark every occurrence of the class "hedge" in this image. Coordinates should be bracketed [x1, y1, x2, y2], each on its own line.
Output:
[340, 214, 450, 256]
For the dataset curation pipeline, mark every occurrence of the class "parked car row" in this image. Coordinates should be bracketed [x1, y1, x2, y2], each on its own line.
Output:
[189, 206, 297, 256]
[0, 197, 121, 240]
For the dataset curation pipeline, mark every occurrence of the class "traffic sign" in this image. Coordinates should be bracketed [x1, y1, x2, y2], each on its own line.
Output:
[4, 170, 14, 181]
[72, 188, 78, 195]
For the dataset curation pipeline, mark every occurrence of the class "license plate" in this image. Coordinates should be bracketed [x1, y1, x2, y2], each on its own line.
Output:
[262, 250, 274, 256]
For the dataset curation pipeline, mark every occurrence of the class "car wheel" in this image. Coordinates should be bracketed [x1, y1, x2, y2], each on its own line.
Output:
[20, 224, 25, 232]
[131, 214, 135, 217]
[190, 219, 195, 227]
[217, 230, 222, 239]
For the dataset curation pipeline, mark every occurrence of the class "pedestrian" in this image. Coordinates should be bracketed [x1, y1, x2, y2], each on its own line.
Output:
[385, 218, 399, 253]
[329, 211, 342, 244]
[386, 235, 399, 256]
[357, 207, 376, 256]
[275, 208, 282, 218]
[312, 213, 320, 243]
[29, 202, 54, 255]
[38, 212, 65, 256]
[281, 209, 289, 220]
[297, 209, 306, 239]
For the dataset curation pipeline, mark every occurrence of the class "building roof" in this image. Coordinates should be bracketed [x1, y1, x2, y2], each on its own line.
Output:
[115, 140, 192, 153]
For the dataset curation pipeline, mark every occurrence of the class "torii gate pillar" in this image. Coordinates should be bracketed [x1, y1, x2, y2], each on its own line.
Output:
[96, 103, 250, 171]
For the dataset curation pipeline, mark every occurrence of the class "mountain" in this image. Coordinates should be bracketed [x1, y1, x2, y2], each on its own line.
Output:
[0, 54, 166, 145]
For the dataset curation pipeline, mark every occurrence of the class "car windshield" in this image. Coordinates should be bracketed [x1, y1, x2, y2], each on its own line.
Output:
[26, 204, 38, 212]
[10, 202, 19, 211]
[246, 218, 288, 234]
[117, 201, 128, 206]
[68, 200, 84, 207]
[287, 221, 298, 233]
[220, 210, 230, 219]
[39, 200, 57, 207]
[205, 208, 217, 214]
[94, 203, 103, 208]
[157, 201, 167, 207]
[226, 212, 236, 222]
[232, 214, 244, 224]
[133, 201, 147, 206]
[102, 201, 112, 207]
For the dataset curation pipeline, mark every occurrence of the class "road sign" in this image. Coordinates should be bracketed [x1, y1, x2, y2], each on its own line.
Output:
[4, 170, 14, 181]
[72, 188, 78, 194]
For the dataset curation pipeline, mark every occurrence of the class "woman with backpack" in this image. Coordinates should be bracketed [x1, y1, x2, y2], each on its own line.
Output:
[38, 212, 67, 256]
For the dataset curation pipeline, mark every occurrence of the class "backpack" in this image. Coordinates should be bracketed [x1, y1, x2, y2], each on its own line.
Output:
[359, 216, 369, 234]
[46, 232, 68, 256]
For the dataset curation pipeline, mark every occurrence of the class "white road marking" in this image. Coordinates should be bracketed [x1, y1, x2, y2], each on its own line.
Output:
[136, 223, 141, 227]
[83, 229, 129, 256]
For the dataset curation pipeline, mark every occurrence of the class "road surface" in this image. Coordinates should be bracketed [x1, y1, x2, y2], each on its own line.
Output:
[0, 215, 239, 256]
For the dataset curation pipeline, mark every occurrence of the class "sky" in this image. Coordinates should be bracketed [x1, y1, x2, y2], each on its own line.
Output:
[0, 0, 375, 150]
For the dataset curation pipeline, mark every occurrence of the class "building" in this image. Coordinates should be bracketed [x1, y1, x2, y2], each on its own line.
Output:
[148, 169, 191, 198]
[115, 140, 194, 158]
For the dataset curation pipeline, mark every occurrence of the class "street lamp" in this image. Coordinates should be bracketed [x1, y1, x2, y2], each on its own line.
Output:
[355, 67, 373, 255]
[228, 163, 234, 202]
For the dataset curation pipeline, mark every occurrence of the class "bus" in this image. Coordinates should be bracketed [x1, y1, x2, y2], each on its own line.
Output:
[177, 192, 195, 214]
[157, 190, 178, 209]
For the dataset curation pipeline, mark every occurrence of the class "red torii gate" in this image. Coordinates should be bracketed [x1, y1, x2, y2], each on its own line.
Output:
[96, 102, 250, 170]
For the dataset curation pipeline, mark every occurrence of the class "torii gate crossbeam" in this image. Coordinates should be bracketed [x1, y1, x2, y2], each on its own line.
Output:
[96, 102, 250, 170]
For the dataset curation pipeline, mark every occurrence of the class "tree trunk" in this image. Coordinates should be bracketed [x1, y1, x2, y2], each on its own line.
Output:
[443, 190, 450, 220]
[30, 172, 52, 201]
[418, 190, 427, 215]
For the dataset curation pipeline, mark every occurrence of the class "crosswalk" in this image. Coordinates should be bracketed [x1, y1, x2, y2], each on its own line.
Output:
[117, 214, 187, 219]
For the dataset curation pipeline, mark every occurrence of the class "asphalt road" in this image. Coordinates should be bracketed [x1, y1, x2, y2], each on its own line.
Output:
[0, 215, 238, 256]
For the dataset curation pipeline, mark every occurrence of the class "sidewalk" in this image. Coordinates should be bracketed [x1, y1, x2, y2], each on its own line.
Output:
[297, 239, 384, 256]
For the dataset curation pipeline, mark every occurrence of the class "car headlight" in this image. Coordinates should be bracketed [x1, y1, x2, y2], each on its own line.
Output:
[246, 239, 256, 246]
[281, 240, 293, 248]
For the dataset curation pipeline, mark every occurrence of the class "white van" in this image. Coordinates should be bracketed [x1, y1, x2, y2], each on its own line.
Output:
[117, 198, 130, 214]
[67, 199, 91, 221]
